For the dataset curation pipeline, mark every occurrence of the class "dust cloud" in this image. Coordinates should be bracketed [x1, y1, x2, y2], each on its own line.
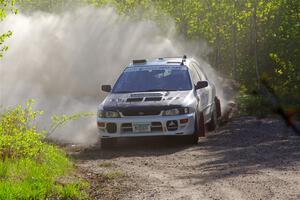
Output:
[0, 6, 230, 144]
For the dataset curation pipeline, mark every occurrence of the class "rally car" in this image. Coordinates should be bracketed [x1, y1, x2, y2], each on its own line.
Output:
[97, 56, 221, 147]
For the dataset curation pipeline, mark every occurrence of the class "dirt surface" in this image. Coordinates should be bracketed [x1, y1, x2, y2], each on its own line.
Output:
[70, 117, 300, 199]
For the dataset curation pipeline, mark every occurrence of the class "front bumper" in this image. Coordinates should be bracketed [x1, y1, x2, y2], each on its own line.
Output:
[97, 113, 195, 138]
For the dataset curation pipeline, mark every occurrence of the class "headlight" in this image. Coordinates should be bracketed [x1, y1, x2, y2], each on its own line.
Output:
[162, 107, 190, 116]
[98, 110, 120, 118]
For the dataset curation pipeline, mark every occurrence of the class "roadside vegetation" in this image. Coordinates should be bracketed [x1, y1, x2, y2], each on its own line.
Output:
[0, 100, 88, 199]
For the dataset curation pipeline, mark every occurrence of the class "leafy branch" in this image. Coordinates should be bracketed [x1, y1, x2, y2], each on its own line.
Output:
[47, 112, 95, 138]
[0, 0, 17, 58]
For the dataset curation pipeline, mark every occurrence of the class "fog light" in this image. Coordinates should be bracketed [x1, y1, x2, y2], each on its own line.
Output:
[97, 122, 105, 127]
[180, 118, 188, 124]
[107, 123, 117, 133]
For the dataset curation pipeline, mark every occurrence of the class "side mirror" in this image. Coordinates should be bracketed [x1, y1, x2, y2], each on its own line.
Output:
[195, 81, 208, 90]
[101, 85, 111, 92]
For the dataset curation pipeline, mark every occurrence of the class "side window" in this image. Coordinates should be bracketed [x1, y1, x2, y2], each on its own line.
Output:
[189, 65, 201, 85]
[193, 62, 208, 80]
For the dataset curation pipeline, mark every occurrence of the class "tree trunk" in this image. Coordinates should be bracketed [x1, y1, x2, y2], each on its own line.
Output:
[232, 23, 237, 80]
[215, 33, 221, 71]
[215, 0, 221, 70]
[253, 2, 260, 85]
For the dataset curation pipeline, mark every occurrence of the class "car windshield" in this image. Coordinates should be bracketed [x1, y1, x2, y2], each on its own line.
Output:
[112, 66, 192, 93]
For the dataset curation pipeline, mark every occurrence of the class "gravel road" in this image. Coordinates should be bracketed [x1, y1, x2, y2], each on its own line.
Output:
[71, 117, 300, 200]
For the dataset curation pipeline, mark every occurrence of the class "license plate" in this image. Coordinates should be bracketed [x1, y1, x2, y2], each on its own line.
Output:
[133, 123, 151, 133]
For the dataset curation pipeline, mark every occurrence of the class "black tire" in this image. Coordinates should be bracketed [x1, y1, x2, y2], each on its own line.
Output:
[101, 138, 117, 149]
[187, 112, 205, 144]
[207, 106, 218, 131]
[187, 131, 199, 145]
[207, 97, 221, 131]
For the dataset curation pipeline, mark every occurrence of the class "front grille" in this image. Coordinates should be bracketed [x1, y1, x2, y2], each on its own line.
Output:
[121, 123, 133, 133]
[121, 110, 161, 116]
[151, 122, 163, 132]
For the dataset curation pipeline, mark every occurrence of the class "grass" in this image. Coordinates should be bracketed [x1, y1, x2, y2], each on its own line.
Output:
[0, 145, 88, 199]
[0, 100, 89, 199]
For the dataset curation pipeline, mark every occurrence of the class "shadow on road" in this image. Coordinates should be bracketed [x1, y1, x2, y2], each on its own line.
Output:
[180, 116, 300, 184]
[70, 136, 193, 160]
[70, 116, 300, 185]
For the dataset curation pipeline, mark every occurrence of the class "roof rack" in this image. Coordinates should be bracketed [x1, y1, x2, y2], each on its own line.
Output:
[181, 55, 187, 65]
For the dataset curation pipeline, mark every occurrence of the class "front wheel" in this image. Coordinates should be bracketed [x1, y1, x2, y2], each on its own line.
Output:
[187, 112, 205, 144]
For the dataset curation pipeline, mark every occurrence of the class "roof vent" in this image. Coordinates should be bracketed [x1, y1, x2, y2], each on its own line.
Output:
[145, 97, 162, 101]
[133, 59, 147, 64]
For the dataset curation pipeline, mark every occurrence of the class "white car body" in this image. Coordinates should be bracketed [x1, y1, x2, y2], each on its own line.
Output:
[97, 56, 220, 144]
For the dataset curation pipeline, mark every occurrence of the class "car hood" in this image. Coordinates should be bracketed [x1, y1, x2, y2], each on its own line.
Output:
[99, 90, 195, 111]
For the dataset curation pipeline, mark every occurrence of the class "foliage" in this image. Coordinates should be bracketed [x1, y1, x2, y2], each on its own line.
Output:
[0, 100, 88, 199]
[0, 0, 17, 58]
[0, 99, 45, 159]
[237, 86, 271, 118]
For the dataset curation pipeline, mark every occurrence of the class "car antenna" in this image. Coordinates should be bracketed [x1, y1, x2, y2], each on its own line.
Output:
[181, 55, 187, 65]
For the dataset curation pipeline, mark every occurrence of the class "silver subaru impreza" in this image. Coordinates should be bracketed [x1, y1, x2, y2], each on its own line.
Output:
[97, 56, 221, 147]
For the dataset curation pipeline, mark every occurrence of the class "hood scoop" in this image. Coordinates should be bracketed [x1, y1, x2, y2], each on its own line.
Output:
[130, 93, 163, 98]
[126, 96, 162, 102]
[126, 98, 143, 102]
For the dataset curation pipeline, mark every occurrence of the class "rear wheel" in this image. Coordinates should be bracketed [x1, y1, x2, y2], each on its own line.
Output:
[101, 138, 117, 149]
[207, 106, 218, 131]
[207, 98, 220, 131]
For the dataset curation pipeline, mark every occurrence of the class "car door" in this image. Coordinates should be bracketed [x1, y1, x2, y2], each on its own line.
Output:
[190, 63, 213, 123]
[188, 64, 209, 122]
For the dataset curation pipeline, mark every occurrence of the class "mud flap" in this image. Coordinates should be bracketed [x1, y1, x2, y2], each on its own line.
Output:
[198, 112, 206, 137]
[215, 96, 221, 118]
